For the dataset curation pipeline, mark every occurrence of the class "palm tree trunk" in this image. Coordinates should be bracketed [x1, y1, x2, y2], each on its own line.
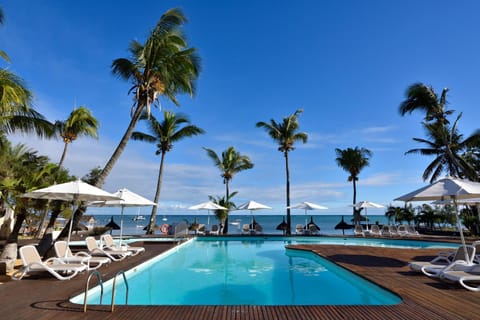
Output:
[285, 151, 291, 236]
[146, 152, 165, 235]
[223, 181, 230, 234]
[352, 177, 358, 224]
[95, 103, 145, 188]
[57, 142, 69, 171]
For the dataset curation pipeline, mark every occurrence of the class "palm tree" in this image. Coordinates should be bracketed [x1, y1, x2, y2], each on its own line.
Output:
[406, 114, 480, 182]
[0, 7, 9, 63]
[209, 192, 238, 228]
[95, 8, 200, 189]
[256, 109, 307, 235]
[399, 83, 454, 124]
[54, 106, 99, 171]
[335, 147, 372, 224]
[204, 147, 253, 234]
[0, 70, 53, 139]
[132, 111, 204, 234]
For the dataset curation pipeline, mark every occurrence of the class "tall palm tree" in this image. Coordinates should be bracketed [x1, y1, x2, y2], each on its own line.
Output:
[256, 109, 308, 235]
[204, 147, 253, 234]
[132, 111, 204, 234]
[54, 106, 99, 171]
[95, 8, 200, 189]
[335, 147, 372, 224]
[406, 113, 480, 182]
[399, 83, 454, 124]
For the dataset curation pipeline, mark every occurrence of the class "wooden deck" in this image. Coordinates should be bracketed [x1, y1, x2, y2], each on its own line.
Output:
[1, 238, 479, 320]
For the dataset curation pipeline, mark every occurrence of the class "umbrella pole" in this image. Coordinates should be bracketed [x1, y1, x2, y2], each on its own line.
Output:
[207, 210, 210, 226]
[365, 208, 369, 231]
[119, 206, 124, 246]
[66, 201, 78, 257]
[304, 210, 307, 227]
[453, 199, 468, 259]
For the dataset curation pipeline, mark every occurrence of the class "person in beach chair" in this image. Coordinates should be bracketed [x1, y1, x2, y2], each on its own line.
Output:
[54, 240, 110, 270]
[100, 234, 145, 256]
[85, 236, 132, 261]
[12, 245, 87, 280]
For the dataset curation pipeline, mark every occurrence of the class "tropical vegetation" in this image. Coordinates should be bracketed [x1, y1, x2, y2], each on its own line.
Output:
[204, 146, 253, 234]
[335, 147, 372, 225]
[95, 8, 200, 189]
[132, 111, 204, 234]
[256, 109, 307, 235]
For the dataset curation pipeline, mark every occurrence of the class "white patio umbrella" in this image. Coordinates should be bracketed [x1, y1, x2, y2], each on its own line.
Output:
[289, 201, 328, 226]
[353, 201, 384, 230]
[395, 177, 480, 258]
[188, 201, 227, 226]
[21, 179, 121, 251]
[236, 200, 272, 224]
[89, 188, 156, 245]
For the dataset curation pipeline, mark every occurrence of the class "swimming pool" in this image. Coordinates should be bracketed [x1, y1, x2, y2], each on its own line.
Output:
[73, 238, 403, 306]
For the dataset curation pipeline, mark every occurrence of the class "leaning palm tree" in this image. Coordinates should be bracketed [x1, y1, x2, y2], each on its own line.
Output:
[256, 109, 308, 235]
[95, 8, 200, 189]
[204, 147, 253, 234]
[335, 147, 372, 225]
[54, 106, 99, 171]
[132, 111, 204, 234]
[406, 113, 480, 182]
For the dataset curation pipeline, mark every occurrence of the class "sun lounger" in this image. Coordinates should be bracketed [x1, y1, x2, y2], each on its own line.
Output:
[397, 225, 409, 236]
[54, 240, 110, 270]
[254, 223, 263, 234]
[12, 245, 87, 280]
[85, 236, 132, 261]
[308, 225, 319, 235]
[100, 234, 145, 256]
[406, 225, 421, 236]
[369, 224, 381, 236]
[174, 221, 189, 239]
[354, 225, 365, 237]
[242, 224, 251, 234]
[210, 224, 220, 235]
[409, 249, 455, 272]
[421, 245, 476, 277]
[440, 263, 480, 291]
[296, 224, 305, 235]
[388, 225, 399, 236]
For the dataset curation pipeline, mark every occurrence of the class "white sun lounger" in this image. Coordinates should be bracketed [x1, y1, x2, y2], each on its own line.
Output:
[100, 234, 145, 256]
[440, 263, 480, 292]
[54, 240, 110, 270]
[421, 245, 476, 277]
[12, 245, 87, 280]
[85, 236, 132, 261]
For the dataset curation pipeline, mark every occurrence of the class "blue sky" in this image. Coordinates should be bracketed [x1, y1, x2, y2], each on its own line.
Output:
[3, 0, 480, 215]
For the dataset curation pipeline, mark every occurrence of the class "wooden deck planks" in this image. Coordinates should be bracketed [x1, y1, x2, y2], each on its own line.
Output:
[1, 239, 480, 319]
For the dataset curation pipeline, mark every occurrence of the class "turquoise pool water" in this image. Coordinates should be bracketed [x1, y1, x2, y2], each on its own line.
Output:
[73, 237, 405, 306]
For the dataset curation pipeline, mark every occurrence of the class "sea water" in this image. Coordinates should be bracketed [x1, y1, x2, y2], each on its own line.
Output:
[88, 212, 391, 236]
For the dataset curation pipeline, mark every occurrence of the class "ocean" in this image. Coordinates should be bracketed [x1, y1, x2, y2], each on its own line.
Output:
[90, 212, 391, 236]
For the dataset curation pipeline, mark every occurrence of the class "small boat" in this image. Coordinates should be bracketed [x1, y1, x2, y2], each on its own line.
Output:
[230, 219, 242, 226]
[132, 211, 146, 221]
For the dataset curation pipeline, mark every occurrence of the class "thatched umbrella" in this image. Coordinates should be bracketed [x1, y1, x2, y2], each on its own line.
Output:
[335, 216, 353, 236]
[105, 216, 120, 234]
[306, 216, 320, 232]
[276, 217, 288, 235]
